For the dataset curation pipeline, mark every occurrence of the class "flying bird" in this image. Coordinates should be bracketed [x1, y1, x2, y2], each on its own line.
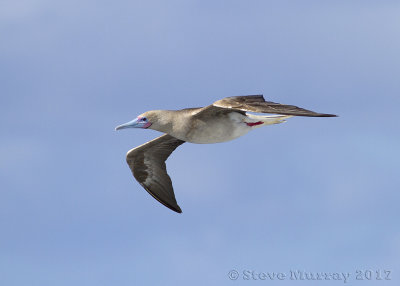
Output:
[116, 95, 336, 213]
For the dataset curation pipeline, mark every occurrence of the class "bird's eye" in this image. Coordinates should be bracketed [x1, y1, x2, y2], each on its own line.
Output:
[142, 117, 147, 122]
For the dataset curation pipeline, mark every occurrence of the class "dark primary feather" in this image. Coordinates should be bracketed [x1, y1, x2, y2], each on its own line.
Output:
[126, 134, 185, 213]
[212, 94, 337, 117]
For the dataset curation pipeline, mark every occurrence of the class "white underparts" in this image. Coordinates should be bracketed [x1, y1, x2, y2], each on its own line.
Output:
[185, 113, 293, 144]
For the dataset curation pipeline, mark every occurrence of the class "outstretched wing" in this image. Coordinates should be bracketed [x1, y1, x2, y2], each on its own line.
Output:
[126, 134, 185, 213]
[209, 94, 337, 117]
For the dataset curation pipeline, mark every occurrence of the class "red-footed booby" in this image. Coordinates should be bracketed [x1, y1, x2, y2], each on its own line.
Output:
[116, 95, 337, 213]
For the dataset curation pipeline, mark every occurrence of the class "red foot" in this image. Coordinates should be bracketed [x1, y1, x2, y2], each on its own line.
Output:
[246, 121, 263, 127]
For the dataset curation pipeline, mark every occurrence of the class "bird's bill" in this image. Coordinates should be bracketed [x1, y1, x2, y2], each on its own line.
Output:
[115, 118, 141, 130]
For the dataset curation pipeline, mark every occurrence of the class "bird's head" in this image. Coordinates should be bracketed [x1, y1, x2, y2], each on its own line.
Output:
[115, 111, 157, 131]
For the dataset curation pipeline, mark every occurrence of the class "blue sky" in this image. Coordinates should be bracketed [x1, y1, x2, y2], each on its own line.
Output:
[1, 0, 399, 285]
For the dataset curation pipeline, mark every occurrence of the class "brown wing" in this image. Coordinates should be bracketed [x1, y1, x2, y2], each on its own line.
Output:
[126, 134, 185, 213]
[211, 94, 337, 117]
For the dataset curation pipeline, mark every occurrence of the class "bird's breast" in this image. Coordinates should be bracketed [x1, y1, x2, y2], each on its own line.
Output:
[182, 112, 251, 144]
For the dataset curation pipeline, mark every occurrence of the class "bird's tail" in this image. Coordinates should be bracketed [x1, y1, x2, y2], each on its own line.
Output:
[246, 114, 293, 127]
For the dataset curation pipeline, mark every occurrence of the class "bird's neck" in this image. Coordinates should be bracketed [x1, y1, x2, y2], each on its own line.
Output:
[149, 110, 178, 133]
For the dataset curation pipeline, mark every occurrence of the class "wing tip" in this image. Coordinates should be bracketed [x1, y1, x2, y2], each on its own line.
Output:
[167, 203, 182, 213]
[319, 113, 338, 117]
